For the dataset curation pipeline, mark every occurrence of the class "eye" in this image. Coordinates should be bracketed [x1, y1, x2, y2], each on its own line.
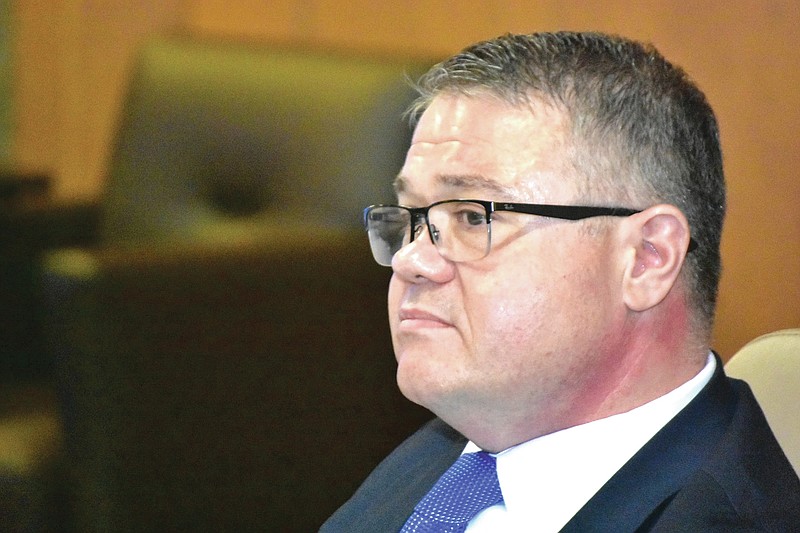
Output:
[454, 207, 488, 226]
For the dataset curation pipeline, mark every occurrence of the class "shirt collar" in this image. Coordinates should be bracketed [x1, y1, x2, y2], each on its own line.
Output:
[463, 353, 716, 532]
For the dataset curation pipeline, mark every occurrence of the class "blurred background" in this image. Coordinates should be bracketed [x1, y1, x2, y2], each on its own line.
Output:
[7, 0, 799, 357]
[1, 1, 798, 531]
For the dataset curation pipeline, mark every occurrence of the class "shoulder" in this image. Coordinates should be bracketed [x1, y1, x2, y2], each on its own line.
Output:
[650, 377, 800, 531]
[563, 367, 800, 532]
[649, 467, 800, 532]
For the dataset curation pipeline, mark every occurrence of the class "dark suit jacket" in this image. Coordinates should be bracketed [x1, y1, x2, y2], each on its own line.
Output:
[321, 360, 800, 532]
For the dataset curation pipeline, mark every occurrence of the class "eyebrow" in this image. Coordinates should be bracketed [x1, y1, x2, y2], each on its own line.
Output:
[394, 173, 515, 197]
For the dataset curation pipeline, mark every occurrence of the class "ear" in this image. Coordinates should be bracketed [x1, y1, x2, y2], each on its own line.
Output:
[622, 204, 692, 312]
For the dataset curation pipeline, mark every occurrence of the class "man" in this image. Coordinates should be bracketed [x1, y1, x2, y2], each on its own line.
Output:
[321, 31, 800, 532]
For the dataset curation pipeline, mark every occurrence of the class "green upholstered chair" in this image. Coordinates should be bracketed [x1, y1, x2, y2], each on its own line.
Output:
[42, 37, 433, 532]
[100, 37, 421, 243]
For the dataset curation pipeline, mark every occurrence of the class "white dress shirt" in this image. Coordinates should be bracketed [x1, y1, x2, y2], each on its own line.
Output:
[463, 353, 716, 533]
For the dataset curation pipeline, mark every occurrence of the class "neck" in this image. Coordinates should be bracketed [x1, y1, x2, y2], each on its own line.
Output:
[453, 296, 708, 453]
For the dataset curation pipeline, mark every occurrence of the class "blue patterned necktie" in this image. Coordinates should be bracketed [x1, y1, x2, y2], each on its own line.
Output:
[400, 451, 504, 533]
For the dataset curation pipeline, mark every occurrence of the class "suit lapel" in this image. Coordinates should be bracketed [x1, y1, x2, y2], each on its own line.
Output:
[368, 419, 465, 530]
[560, 357, 736, 532]
[322, 417, 466, 532]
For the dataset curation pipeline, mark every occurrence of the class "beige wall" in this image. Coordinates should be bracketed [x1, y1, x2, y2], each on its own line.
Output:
[11, 0, 800, 357]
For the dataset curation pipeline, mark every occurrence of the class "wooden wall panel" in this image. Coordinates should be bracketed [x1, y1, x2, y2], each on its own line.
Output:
[11, 0, 186, 200]
[185, 1, 559, 56]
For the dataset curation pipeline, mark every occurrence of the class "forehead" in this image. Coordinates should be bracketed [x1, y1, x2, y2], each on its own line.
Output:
[397, 94, 573, 202]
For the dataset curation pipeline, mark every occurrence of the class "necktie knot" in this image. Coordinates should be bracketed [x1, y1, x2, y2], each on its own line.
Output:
[401, 451, 503, 532]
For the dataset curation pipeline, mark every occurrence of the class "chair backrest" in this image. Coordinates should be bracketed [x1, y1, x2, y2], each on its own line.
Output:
[44, 230, 432, 532]
[725, 329, 800, 475]
[101, 37, 428, 244]
[42, 38, 436, 531]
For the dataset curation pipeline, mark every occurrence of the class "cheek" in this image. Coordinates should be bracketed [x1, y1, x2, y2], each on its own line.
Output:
[466, 271, 549, 354]
[387, 277, 402, 332]
[387, 276, 399, 309]
[468, 255, 605, 361]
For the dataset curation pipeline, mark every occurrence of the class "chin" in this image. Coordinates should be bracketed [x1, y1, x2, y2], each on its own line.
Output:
[396, 358, 462, 415]
[395, 356, 425, 404]
[395, 355, 437, 403]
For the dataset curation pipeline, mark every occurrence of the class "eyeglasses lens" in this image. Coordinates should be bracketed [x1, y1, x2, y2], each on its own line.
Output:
[365, 201, 491, 266]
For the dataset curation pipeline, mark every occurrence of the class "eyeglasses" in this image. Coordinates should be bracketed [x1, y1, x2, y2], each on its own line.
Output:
[363, 199, 694, 267]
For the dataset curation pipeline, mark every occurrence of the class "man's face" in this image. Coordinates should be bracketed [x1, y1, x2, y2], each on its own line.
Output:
[388, 94, 629, 445]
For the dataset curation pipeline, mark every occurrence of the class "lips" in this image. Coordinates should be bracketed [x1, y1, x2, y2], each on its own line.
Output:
[397, 307, 453, 329]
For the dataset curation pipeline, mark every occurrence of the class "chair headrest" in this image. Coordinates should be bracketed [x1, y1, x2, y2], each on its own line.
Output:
[102, 38, 432, 244]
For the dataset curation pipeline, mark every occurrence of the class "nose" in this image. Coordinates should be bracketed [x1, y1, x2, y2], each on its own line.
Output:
[391, 223, 455, 284]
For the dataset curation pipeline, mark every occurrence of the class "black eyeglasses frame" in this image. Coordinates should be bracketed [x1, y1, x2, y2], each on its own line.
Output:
[363, 199, 697, 264]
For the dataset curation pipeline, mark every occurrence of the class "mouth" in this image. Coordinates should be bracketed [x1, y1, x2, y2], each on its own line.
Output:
[397, 307, 453, 330]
